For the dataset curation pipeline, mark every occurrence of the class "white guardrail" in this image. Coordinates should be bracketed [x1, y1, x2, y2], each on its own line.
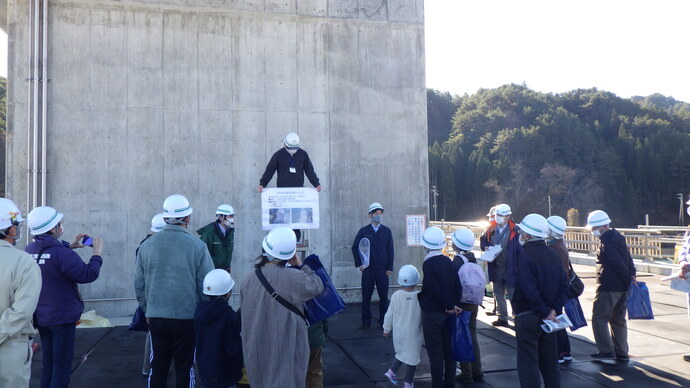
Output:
[429, 220, 689, 263]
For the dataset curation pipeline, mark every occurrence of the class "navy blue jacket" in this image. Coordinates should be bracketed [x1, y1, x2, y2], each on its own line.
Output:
[259, 148, 320, 188]
[351, 224, 394, 271]
[596, 229, 636, 292]
[26, 235, 102, 326]
[512, 240, 569, 319]
[194, 298, 243, 387]
[418, 253, 462, 313]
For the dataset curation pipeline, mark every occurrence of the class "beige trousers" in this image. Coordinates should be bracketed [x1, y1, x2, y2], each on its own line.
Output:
[0, 336, 33, 387]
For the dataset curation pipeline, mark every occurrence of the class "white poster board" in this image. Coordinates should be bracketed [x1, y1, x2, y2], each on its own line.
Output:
[261, 188, 320, 230]
[406, 215, 426, 246]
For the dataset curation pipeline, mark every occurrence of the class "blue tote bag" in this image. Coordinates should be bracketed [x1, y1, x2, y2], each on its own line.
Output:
[448, 310, 474, 362]
[303, 254, 346, 325]
[564, 298, 587, 332]
[627, 281, 654, 320]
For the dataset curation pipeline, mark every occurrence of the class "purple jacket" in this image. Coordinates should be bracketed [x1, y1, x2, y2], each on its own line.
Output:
[26, 235, 102, 326]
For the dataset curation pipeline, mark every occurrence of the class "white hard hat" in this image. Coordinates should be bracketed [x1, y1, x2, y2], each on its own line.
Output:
[0, 198, 24, 230]
[517, 214, 549, 238]
[202, 269, 235, 296]
[150, 213, 166, 233]
[27, 206, 64, 235]
[495, 204, 512, 216]
[262, 227, 297, 260]
[284, 132, 300, 148]
[587, 210, 611, 228]
[216, 204, 235, 216]
[368, 202, 384, 214]
[162, 194, 193, 218]
[451, 228, 475, 251]
[486, 206, 497, 217]
[398, 265, 420, 286]
[546, 216, 567, 236]
[422, 226, 447, 250]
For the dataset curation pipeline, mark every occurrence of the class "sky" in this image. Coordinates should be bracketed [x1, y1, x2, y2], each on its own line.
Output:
[425, 0, 690, 103]
[2, 1, 689, 102]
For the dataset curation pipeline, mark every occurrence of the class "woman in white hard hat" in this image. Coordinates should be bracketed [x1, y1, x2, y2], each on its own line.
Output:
[25, 206, 104, 388]
[240, 227, 324, 388]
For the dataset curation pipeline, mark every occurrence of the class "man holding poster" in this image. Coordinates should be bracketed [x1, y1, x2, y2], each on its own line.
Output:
[258, 132, 322, 241]
[352, 202, 395, 330]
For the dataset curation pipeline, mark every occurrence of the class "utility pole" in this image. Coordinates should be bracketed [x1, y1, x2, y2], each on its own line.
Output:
[679, 193, 685, 226]
[431, 185, 439, 221]
[548, 195, 552, 217]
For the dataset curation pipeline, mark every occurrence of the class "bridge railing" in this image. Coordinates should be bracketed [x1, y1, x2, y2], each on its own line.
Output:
[429, 220, 689, 262]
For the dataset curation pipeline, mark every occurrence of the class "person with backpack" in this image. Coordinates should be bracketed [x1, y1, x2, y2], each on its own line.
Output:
[451, 228, 486, 384]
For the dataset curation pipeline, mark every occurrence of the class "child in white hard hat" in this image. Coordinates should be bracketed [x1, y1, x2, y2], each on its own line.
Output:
[382, 265, 424, 388]
[194, 269, 243, 387]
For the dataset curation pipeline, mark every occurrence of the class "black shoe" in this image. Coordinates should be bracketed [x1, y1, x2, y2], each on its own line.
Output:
[360, 322, 371, 330]
[492, 319, 509, 327]
[683, 354, 690, 362]
[472, 373, 484, 382]
[590, 352, 615, 359]
[616, 354, 630, 361]
[486, 310, 497, 316]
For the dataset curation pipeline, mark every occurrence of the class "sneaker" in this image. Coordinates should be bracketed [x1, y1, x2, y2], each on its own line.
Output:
[563, 353, 573, 361]
[457, 373, 473, 383]
[683, 354, 690, 362]
[558, 357, 565, 364]
[384, 369, 397, 385]
[590, 351, 615, 359]
[404, 383, 414, 388]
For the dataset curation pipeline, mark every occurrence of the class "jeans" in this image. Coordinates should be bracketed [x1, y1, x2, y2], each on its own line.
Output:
[361, 268, 389, 324]
[391, 358, 417, 384]
[38, 323, 77, 388]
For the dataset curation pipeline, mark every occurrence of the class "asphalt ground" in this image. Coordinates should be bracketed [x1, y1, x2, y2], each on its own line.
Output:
[28, 264, 690, 387]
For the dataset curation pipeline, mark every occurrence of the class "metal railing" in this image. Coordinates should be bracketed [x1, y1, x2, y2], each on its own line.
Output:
[429, 220, 689, 262]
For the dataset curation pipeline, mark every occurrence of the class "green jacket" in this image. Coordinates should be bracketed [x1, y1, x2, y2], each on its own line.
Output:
[197, 221, 235, 270]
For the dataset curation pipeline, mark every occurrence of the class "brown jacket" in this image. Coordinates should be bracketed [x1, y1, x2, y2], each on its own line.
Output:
[548, 238, 570, 274]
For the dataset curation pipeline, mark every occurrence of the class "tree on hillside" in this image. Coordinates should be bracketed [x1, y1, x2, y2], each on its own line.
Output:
[426, 84, 690, 226]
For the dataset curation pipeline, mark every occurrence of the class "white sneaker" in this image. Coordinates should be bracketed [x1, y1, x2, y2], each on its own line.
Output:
[404, 382, 414, 388]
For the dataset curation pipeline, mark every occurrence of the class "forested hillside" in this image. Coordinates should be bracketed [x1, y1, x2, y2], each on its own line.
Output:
[428, 85, 690, 227]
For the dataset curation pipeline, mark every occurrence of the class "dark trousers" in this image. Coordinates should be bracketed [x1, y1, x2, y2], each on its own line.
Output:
[148, 318, 196, 388]
[422, 311, 456, 388]
[556, 329, 571, 357]
[515, 313, 560, 388]
[361, 268, 389, 324]
[38, 323, 77, 388]
[459, 306, 482, 377]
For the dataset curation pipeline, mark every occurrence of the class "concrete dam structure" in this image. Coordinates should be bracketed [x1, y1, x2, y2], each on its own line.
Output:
[4, 0, 428, 316]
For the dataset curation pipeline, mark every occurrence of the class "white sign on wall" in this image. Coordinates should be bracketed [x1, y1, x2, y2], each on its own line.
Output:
[406, 214, 426, 246]
[261, 187, 320, 230]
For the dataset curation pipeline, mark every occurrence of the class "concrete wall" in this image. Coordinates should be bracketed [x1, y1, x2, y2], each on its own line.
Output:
[6, 0, 428, 316]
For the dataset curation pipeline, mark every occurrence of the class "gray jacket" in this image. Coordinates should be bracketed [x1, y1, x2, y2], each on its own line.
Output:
[135, 225, 214, 319]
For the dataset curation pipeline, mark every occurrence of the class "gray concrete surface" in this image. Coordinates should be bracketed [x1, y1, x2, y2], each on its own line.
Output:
[6, 0, 428, 316]
[28, 264, 690, 387]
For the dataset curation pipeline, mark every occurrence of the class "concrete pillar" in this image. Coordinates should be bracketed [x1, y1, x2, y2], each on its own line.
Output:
[6, 0, 428, 316]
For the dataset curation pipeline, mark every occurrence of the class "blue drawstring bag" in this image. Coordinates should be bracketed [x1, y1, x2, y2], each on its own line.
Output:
[564, 298, 587, 332]
[303, 254, 346, 325]
[127, 306, 148, 332]
[627, 281, 654, 320]
[448, 310, 474, 362]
